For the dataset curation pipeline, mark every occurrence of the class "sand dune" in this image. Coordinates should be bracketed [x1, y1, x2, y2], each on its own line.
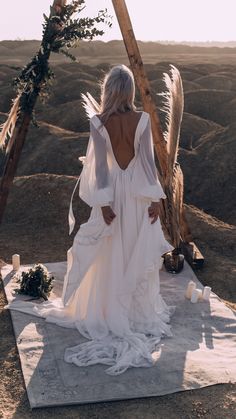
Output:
[16, 122, 87, 177]
[179, 123, 236, 225]
[184, 89, 235, 125]
[180, 112, 222, 149]
[195, 74, 235, 91]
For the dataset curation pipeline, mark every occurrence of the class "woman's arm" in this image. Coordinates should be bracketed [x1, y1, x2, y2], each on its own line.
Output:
[139, 115, 166, 199]
[90, 121, 109, 191]
[90, 121, 116, 225]
[139, 115, 166, 223]
[139, 116, 159, 191]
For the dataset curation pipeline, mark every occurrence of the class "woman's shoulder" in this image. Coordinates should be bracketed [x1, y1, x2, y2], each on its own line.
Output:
[90, 114, 101, 122]
[132, 110, 150, 122]
[129, 110, 149, 118]
[90, 114, 103, 130]
[139, 110, 150, 119]
[133, 111, 150, 130]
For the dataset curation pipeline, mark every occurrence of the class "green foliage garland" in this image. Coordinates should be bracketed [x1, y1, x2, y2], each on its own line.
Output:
[14, 0, 112, 114]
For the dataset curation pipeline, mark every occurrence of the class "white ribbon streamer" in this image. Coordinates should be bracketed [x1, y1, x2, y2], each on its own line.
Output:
[68, 175, 81, 235]
[68, 155, 86, 235]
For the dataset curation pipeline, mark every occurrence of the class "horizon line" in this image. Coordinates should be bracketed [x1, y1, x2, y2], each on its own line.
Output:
[1, 38, 236, 44]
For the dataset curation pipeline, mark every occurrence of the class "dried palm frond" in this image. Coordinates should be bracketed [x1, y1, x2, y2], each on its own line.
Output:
[159, 65, 184, 170]
[81, 92, 100, 119]
[157, 65, 190, 247]
[0, 94, 21, 150]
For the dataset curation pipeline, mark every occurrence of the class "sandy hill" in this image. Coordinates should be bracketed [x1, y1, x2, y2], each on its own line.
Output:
[1, 51, 236, 227]
[184, 90, 235, 125]
[179, 123, 236, 225]
[1, 39, 236, 58]
[1, 40, 236, 66]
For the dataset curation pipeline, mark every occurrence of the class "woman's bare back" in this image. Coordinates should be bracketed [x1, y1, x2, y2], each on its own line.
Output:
[104, 110, 143, 170]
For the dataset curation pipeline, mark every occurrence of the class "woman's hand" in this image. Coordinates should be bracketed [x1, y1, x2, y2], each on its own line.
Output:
[148, 201, 160, 224]
[101, 205, 116, 225]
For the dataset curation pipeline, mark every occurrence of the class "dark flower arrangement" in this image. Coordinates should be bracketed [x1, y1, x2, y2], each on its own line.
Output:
[15, 264, 54, 300]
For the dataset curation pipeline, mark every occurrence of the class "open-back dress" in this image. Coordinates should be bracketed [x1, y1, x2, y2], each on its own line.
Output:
[9, 111, 175, 375]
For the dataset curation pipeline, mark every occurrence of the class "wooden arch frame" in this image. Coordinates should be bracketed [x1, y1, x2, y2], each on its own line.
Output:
[0, 0, 203, 267]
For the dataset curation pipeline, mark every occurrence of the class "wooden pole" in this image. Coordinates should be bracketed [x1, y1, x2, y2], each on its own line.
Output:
[112, 1, 178, 233]
[0, 114, 31, 223]
[112, 0, 168, 178]
[112, 0, 197, 257]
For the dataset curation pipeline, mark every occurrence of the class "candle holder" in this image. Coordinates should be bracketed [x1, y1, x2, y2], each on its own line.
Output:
[163, 248, 185, 274]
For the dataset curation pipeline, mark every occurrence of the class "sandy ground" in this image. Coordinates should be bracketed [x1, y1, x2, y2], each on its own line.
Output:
[0, 204, 236, 418]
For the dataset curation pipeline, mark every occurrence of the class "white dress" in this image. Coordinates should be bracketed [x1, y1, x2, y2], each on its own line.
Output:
[11, 111, 175, 375]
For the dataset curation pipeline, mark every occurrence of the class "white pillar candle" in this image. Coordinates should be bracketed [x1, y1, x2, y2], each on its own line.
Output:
[185, 280, 196, 299]
[191, 288, 202, 303]
[202, 286, 211, 301]
[12, 254, 20, 271]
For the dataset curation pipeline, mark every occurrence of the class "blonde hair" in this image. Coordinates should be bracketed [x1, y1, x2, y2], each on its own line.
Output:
[82, 64, 136, 124]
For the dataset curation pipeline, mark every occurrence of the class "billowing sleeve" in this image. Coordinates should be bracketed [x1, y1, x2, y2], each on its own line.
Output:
[79, 116, 114, 207]
[131, 114, 167, 202]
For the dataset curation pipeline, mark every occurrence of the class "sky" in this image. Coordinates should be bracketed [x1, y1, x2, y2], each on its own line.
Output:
[0, 0, 236, 42]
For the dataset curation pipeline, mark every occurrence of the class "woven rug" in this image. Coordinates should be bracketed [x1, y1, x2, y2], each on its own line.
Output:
[1, 260, 236, 408]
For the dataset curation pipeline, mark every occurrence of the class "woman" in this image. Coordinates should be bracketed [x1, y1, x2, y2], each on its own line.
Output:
[12, 64, 175, 375]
